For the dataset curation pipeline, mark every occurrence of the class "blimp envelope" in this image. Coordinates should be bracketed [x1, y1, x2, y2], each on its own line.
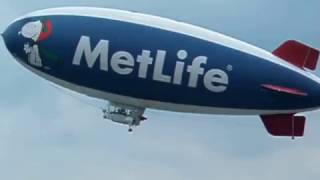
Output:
[2, 7, 320, 137]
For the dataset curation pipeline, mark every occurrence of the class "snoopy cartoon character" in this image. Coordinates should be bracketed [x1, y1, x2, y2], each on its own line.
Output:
[19, 20, 52, 67]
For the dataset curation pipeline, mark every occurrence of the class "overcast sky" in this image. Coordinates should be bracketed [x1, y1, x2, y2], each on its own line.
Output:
[1, 1, 320, 180]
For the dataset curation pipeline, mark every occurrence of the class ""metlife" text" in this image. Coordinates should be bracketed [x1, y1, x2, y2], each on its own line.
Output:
[72, 36, 229, 93]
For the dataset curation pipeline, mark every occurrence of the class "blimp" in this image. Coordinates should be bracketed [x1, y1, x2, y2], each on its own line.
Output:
[2, 7, 320, 138]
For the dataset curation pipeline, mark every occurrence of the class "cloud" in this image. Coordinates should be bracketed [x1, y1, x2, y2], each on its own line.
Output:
[0, 92, 319, 180]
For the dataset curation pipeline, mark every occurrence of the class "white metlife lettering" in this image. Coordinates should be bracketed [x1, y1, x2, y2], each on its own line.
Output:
[72, 36, 229, 93]
[111, 51, 135, 75]
[136, 50, 153, 78]
[204, 69, 228, 92]
[72, 36, 109, 71]
[153, 50, 171, 83]
[173, 50, 188, 85]
[187, 56, 207, 88]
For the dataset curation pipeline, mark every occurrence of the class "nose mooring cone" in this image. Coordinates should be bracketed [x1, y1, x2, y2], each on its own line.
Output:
[0, 31, 6, 40]
[0, 32, 4, 43]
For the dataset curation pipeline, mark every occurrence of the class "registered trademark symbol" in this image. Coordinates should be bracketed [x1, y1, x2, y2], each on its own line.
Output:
[226, 65, 233, 71]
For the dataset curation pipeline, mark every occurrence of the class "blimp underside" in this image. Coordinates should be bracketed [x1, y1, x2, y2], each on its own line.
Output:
[2, 7, 320, 138]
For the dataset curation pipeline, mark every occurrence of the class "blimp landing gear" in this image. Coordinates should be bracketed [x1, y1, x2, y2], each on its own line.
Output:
[102, 102, 146, 132]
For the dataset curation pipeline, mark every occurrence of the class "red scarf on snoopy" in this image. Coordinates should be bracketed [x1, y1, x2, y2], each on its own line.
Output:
[38, 20, 53, 42]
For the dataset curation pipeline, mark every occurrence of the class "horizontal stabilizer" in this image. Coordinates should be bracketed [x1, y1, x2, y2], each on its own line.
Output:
[260, 114, 305, 138]
[273, 40, 319, 70]
[261, 84, 308, 96]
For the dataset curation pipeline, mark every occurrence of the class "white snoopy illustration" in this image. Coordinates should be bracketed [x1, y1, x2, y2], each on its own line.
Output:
[19, 21, 43, 67]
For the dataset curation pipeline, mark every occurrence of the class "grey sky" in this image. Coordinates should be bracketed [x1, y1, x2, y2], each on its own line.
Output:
[1, 1, 320, 180]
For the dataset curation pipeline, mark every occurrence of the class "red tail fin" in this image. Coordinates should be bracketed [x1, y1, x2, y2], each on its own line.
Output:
[273, 40, 319, 70]
[260, 114, 305, 138]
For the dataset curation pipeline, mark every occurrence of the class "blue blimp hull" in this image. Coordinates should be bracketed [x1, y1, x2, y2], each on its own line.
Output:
[3, 7, 320, 115]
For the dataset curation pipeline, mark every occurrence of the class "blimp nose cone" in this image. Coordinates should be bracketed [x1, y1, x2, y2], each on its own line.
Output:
[2, 20, 31, 62]
[2, 26, 12, 42]
[2, 26, 13, 54]
[0, 32, 4, 45]
[2, 23, 18, 56]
